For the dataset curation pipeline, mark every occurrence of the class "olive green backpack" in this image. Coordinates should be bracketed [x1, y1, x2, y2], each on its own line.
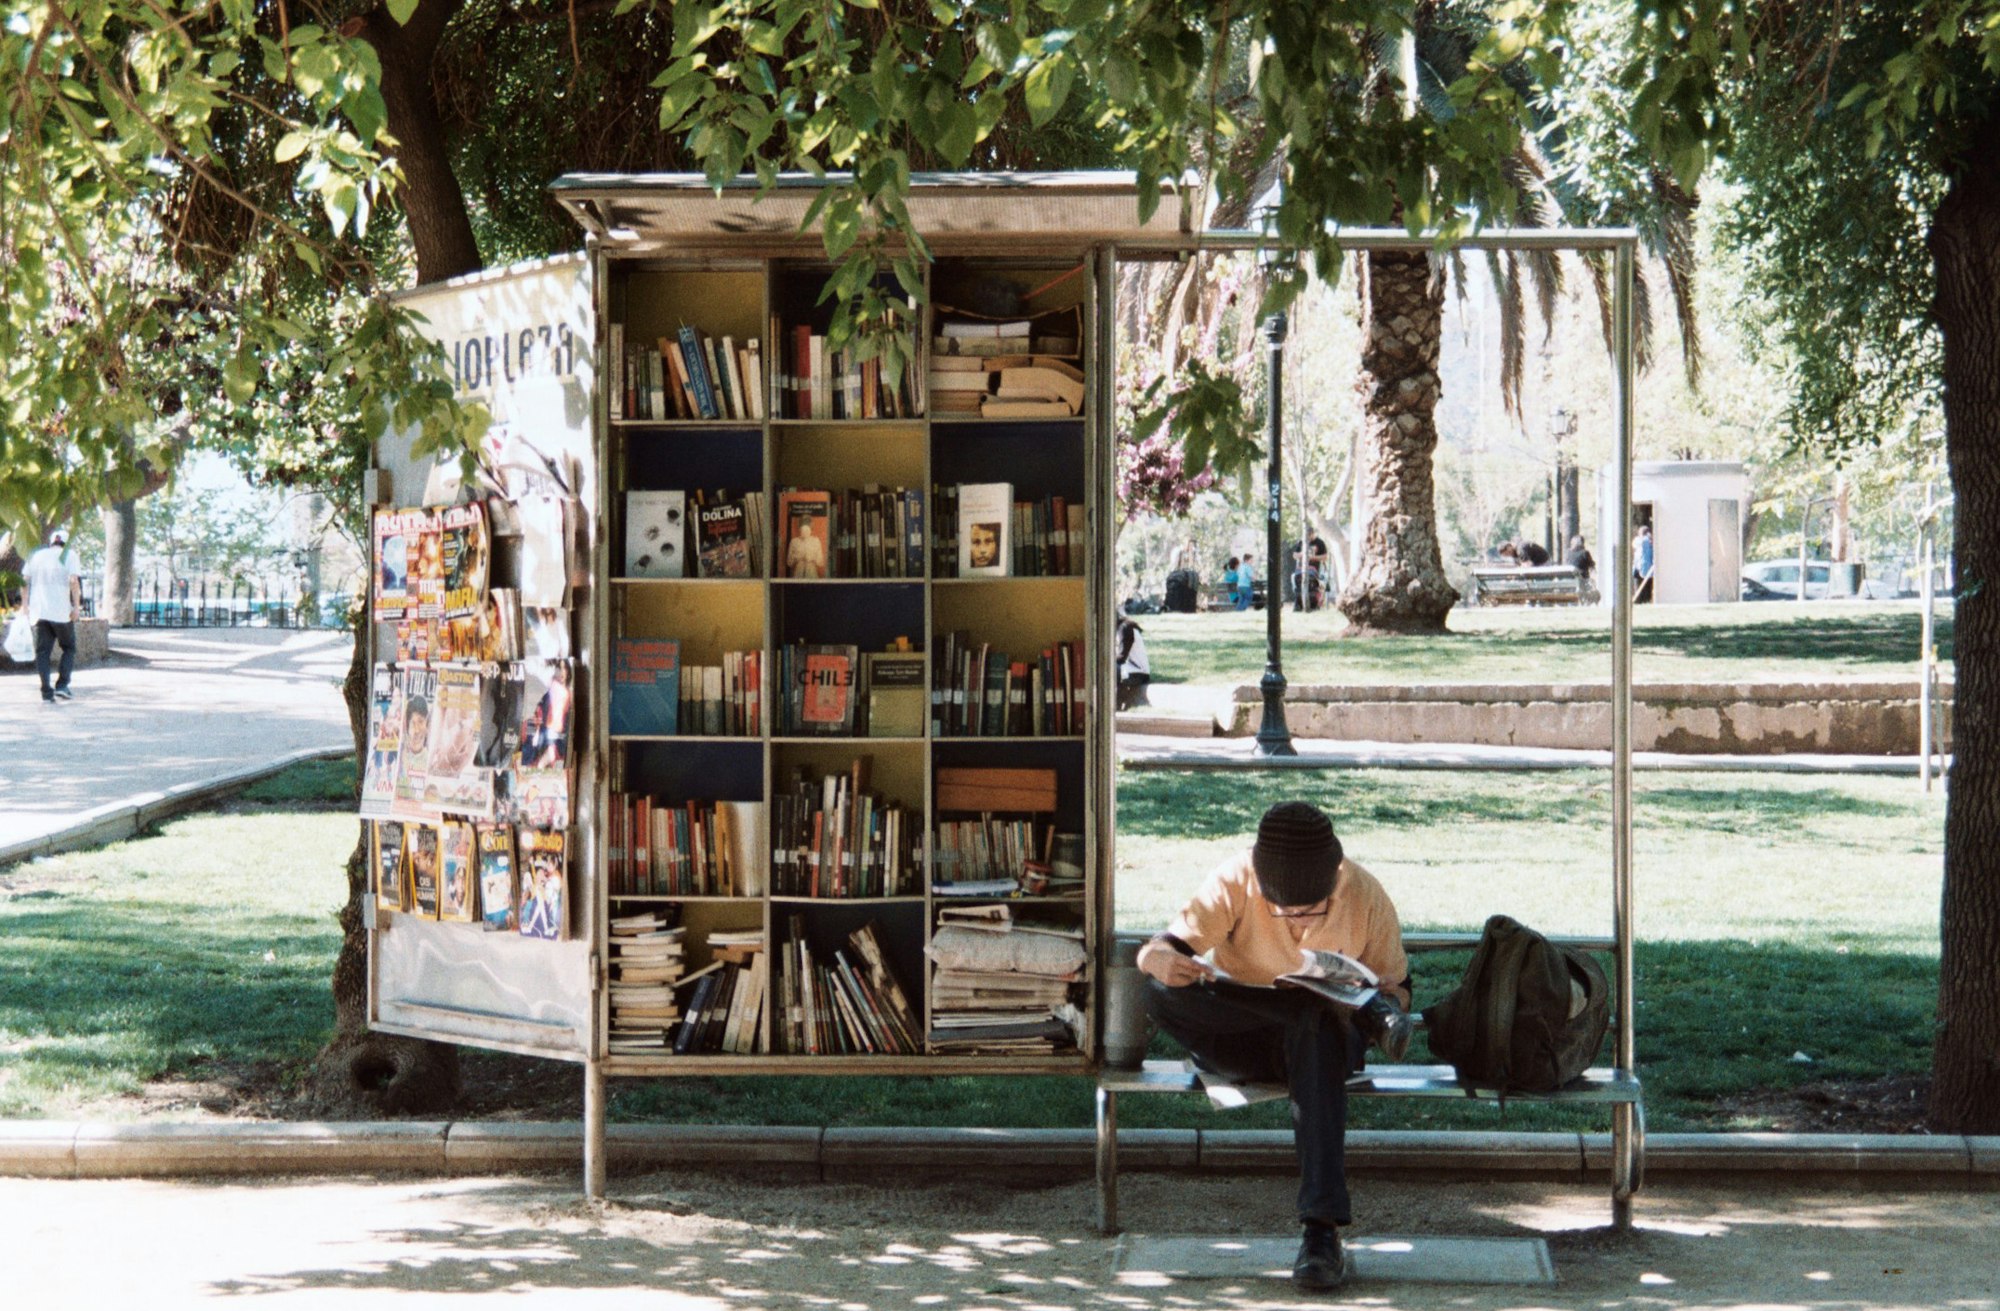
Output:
[1423, 914, 1610, 1094]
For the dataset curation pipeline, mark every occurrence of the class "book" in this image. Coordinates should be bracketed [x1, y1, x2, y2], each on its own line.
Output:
[393, 666, 437, 815]
[610, 638, 680, 736]
[778, 489, 832, 579]
[678, 325, 720, 418]
[941, 318, 1032, 338]
[795, 644, 858, 736]
[864, 651, 927, 738]
[476, 822, 517, 931]
[438, 819, 478, 922]
[980, 398, 1078, 418]
[625, 489, 686, 578]
[439, 501, 490, 620]
[373, 820, 407, 910]
[517, 828, 568, 940]
[695, 499, 753, 577]
[405, 822, 442, 918]
[957, 482, 1012, 576]
[992, 360, 1085, 411]
[373, 507, 423, 621]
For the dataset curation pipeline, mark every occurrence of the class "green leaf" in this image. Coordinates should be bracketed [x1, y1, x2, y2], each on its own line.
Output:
[386, 0, 418, 24]
[273, 131, 311, 163]
[1024, 57, 1074, 126]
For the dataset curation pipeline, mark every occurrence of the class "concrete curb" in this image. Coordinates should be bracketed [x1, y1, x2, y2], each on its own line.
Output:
[1118, 734, 1945, 776]
[0, 745, 351, 869]
[4, 1121, 1994, 1183]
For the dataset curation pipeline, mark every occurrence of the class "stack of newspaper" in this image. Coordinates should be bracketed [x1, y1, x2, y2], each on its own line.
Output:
[607, 913, 686, 1052]
[924, 905, 1086, 1054]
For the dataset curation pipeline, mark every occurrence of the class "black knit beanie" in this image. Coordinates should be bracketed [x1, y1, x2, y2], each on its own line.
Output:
[1252, 801, 1342, 906]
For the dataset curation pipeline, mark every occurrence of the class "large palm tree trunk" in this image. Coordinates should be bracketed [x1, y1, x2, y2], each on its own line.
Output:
[1336, 251, 1458, 634]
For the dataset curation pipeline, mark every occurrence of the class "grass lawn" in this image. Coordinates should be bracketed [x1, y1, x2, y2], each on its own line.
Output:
[1140, 599, 1954, 688]
[0, 756, 1944, 1133]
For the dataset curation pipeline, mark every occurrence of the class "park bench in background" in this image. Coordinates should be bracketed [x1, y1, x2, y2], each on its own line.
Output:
[1094, 931, 1643, 1234]
[1467, 563, 1584, 606]
[1199, 579, 1268, 611]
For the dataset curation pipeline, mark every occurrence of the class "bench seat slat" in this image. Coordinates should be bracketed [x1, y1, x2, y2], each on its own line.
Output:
[1101, 1059, 1640, 1102]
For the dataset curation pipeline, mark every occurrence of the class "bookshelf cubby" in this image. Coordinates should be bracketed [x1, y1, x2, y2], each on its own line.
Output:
[595, 247, 1100, 1074]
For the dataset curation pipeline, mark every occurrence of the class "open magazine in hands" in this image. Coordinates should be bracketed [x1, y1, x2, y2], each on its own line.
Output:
[1274, 948, 1380, 1011]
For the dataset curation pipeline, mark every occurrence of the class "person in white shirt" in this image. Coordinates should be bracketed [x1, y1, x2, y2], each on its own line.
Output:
[21, 530, 83, 704]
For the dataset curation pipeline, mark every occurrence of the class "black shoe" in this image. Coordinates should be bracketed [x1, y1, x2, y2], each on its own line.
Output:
[1293, 1223, 1345, 1291]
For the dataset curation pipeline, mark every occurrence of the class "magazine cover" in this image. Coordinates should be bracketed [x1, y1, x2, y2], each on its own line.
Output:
[626, 489, 687, 579]
[514, 660, 574, 829]
[395, 618, 433, 663]
[518, 828, 569, 940]
[373, 820, 407, 910]
[372, 507, 422, 621]
[477, 588, 521, 662]
[393, 666, 439, 815]
[476, 822, 517, 931]
[405, 822, 442, 919]
[359, 665, 402, 817]
[423, 666, 494, 818]
[411, 507, 446, 620]
[476, 664, 524, 770]
[610, 638, 680, 736]
[523, 604, 571, 660]
[440, 501, 490, 620]
[438, 820, 478, 922]
[517, 494, 571, 608]
[778, 489, 833, 579]
[696, 499, 753, 577]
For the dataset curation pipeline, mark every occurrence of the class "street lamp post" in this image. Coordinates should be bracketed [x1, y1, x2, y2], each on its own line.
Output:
[1254, 277, 1296, 757]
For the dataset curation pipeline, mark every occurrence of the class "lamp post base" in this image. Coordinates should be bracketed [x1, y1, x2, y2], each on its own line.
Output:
[1253, 667, 1296, 757]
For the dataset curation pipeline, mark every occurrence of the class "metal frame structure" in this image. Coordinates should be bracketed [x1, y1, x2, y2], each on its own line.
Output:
[1104, 225, 1644, 1229]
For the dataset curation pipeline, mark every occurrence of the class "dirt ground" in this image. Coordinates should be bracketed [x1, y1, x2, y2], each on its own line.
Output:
[8, 1167, 1996, 1307]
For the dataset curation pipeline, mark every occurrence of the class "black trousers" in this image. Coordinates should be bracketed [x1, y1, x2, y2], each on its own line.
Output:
[1144, 977, 1367, 1226]
[33, 620, 75, 695]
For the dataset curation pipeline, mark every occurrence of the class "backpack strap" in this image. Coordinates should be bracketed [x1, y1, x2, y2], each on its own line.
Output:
[1469, 921, 1536, 1092]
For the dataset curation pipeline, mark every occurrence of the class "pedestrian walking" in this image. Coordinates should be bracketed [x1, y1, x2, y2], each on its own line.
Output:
[22, 530, 83, 704]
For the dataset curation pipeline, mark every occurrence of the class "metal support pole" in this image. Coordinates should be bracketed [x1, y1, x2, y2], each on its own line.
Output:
[583, 1060, 606, 1199]
[1610, 240, 1639, 1232]
[1254, 301, 1296, 757]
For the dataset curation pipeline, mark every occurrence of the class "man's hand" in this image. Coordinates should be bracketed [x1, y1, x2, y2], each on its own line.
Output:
[1137, 937, 1214, 987]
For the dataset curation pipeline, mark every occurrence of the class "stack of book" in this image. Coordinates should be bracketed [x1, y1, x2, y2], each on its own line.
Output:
[610, 323, 766, 422]
[927, 484, 1083, 578]
[608, 795, 766, 897]
[607, 912, 686, 1052]
[770, 761, 919, 898]
[672, 930, 768, 1054]
[778, 918, 921, 1055]
[925, 906, 1084, 1055]
[772, 320, 921, 419]
[928, 324, 1084, 419]
[931, 632, 1086, 737]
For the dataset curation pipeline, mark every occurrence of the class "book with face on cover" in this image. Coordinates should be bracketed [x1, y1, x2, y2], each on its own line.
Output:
[422, 666, 494, 818]
[438, 820, 478, 922]
[393, 666, 438, 816]
[373, 507, 425, 621]
[476, 822, 517, 931]
[514, 660, 574, 829]
[518, 828, 569, 941]
[778, 489, 833, 579]
[956, 482, 1012, 577]
[360, 665, 401, 817]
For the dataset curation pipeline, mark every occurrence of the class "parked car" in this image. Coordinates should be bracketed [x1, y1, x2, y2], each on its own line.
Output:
[1742, 558, 1835, 600]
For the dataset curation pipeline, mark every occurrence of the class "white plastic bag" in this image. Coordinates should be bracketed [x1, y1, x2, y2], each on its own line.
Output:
[3, 613, 33, 664]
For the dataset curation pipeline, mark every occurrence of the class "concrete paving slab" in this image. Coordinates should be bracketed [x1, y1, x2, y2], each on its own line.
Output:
[1113, 1232, 1555, 1286]
[0, 1121, 79, 1178]
[822, 1126, 1095, 1172]
[72, 1121, 448, 1177]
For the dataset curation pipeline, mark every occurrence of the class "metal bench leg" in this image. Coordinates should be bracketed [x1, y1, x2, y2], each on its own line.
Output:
[1096, 1085, 1119, 1235]
[1610, 1100, 1645, 1232]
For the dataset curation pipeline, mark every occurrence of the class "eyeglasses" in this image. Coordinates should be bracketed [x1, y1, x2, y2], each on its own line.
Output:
[1269, 899, 1329, 920]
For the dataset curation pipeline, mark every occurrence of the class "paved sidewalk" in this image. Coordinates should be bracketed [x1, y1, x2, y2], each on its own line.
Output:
[5, 1169, 1996, 1307]
[0, 627, 353, 856]
[1119, 732, 1941, 774]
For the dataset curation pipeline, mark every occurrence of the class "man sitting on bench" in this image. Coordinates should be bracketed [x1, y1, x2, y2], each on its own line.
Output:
[1136, 801, 1412, 1292]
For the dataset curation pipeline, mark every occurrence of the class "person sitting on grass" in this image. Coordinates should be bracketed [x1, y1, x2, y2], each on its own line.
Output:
[1137, 801, 1412, 1292]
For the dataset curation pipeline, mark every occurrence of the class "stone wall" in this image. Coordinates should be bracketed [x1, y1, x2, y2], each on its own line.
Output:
[1224, 678, 1954, 755]
[1, 617, 112, 670]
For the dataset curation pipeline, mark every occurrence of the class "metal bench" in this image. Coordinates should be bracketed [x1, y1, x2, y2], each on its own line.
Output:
[1199, 579, 1268, 611]
[1094, 933, 1644, 1234]
[1467, 564, 1584, 606]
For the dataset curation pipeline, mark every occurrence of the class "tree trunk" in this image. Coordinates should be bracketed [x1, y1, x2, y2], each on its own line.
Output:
[1929, 128, 2000, 1134]
[363, 0, 481, 284]
[1336, 251, 1459, 634]
[101, 498, 137, 625]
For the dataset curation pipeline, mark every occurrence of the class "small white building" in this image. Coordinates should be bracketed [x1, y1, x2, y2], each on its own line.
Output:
[1596, 460, 1751, 605]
